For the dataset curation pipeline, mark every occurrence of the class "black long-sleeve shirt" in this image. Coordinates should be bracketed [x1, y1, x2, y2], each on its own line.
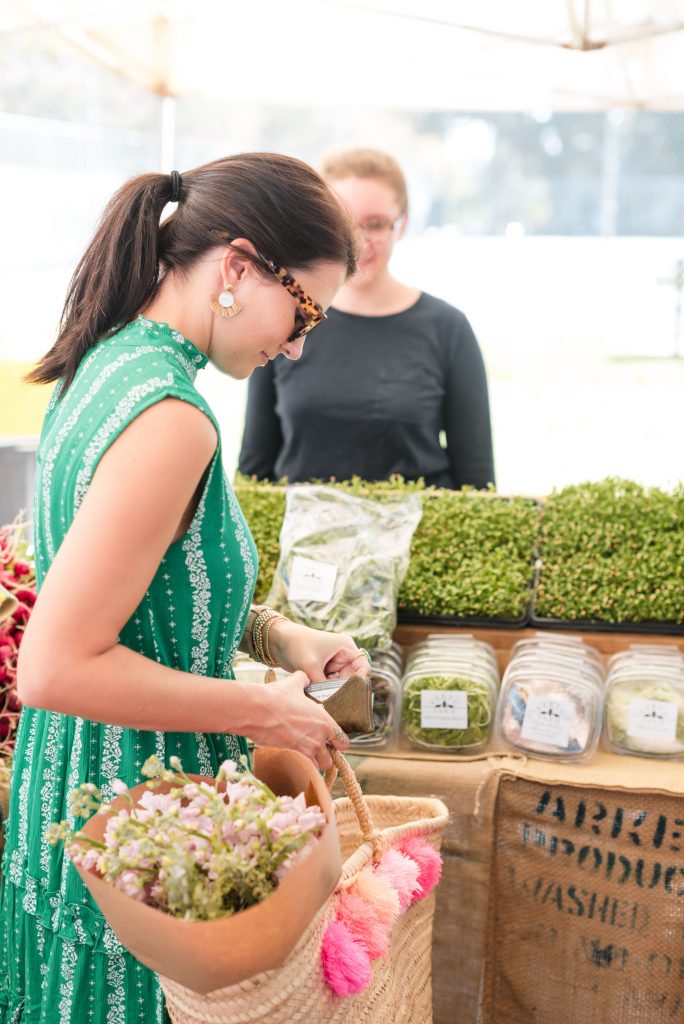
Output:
[238, 292, 495, 489]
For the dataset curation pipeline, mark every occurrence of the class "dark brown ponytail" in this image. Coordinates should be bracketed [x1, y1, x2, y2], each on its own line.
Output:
[28, 152, 357, 393]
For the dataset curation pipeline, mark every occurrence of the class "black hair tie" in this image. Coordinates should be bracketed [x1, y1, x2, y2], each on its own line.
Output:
[169, 170, 182, 204]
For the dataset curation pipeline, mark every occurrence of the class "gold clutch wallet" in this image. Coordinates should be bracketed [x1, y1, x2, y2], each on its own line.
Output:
[304, 674, 374, 735]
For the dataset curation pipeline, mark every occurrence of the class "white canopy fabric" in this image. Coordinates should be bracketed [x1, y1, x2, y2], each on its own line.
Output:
[2, 0, 684, 110]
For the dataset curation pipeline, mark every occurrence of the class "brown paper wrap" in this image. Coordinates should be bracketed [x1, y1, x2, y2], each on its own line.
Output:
[74, 747, 341, 994]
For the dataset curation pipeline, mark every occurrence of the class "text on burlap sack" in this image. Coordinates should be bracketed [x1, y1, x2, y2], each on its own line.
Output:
[498, 781, 684, 1022]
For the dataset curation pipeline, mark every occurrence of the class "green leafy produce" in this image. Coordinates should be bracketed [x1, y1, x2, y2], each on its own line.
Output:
[606, 678, 684, 756]
[235, 475, 683, 628]
[535, 479, 684, 624]
[267, 486, 422, 651]
[234, 475, 539, 620]
[399, 490, 539, 620]
[402, 674, 494, 750]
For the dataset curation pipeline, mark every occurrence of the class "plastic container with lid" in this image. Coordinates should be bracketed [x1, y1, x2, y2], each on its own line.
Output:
[400, 636, 499, 753]
[348, 643, 404, 752]
[495, 635, 605, 762]
[508, 635, 604, 673]
[603, 644, 684, 759]
[372, 641, 404, 677]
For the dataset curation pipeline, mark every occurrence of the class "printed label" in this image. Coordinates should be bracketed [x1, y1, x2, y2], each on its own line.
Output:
[521, 695, 573, 747]
[420, 689, 468, 729]
[288, 556, 337, 603]
[627, 698, 678, 741]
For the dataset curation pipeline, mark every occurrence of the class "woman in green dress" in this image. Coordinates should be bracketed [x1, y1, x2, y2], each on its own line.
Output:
[0, 153, 367, 1023]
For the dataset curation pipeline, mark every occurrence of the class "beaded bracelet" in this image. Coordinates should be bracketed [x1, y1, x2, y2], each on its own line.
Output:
[262, 613, 286, 669]
[251, 608, 286, 668]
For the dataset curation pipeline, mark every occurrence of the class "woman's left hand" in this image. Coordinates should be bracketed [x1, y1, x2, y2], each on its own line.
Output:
[268, 619, 371, 682]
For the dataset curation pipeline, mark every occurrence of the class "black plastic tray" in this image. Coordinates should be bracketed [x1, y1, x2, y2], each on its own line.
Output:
[529, 607, 684, 637]
[396, 496, 541, 634]
[397, 607, 530, 630]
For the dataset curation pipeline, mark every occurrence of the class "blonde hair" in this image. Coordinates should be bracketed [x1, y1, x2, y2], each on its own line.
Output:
[319, 148, 408, 216]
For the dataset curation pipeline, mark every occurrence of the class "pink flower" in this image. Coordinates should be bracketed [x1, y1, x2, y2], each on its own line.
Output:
[226, 781, 258, 804]
[268, 809, 300, 837]
[81, 848, 102, 871]
[293, 808, 326, 833]
[117, 871, 146, 901]
[136, 791, 177, 814]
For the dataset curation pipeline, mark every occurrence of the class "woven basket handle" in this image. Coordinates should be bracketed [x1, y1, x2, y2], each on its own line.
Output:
[324, 747, 385, 862]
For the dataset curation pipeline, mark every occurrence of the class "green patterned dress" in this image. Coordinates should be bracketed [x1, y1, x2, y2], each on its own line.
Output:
[0, 316, 257, 1023]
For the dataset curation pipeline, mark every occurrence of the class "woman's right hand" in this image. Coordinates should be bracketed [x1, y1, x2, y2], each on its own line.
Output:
[255, 670, 349, 771]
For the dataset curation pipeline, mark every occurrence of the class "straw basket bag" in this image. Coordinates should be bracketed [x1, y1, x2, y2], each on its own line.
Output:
[160, 750, 449, 1024]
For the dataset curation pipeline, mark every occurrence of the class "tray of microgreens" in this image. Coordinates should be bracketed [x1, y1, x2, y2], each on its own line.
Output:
[532, 479, 684, 634]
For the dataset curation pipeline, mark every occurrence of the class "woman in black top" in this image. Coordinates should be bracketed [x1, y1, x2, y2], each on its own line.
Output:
[238, 148, 495, 489]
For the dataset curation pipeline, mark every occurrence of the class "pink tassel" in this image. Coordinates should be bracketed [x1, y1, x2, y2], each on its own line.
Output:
[351, 868, 400, 927]
[375, 848, 420, 912]
[396, 836, 443, 901]
[321, 921, 372, 996]
[336, 890, 390, 961]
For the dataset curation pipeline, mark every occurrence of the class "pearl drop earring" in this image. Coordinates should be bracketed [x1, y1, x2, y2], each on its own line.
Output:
[209, 283, 243, 318]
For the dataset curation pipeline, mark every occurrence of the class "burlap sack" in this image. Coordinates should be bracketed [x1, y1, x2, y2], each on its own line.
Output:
[482, 757, 684, 1024]
[350, 753, 502, 1024]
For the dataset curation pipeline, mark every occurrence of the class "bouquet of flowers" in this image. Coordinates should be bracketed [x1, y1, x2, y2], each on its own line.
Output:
[47, 754, 327, 922]
[0, 516, 36, 759]
[44, 746, 342, 995]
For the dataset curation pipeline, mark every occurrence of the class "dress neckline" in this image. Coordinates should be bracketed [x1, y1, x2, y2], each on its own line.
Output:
[135, 314, 209, 372]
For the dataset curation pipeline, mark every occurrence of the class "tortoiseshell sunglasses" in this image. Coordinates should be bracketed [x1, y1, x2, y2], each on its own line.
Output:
[255, 249, 327, 343]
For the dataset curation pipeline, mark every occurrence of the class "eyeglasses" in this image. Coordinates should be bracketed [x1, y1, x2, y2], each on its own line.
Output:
[356, 216, 404, 238]
[255, 249, 327, 343]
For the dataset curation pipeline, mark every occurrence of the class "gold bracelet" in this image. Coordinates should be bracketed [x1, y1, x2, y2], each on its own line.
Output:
[262, 613, 286, 669]
[251, 608, 284, 668]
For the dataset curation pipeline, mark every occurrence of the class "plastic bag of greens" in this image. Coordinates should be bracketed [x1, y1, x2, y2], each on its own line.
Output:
[267, 486, 422, 652]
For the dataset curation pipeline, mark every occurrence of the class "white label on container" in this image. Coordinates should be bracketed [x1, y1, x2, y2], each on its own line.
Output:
[288, 556, 337, 603]
[521, 696, 573, 747]
[420, 690, 468, 730]
[627, 698, 678, 741]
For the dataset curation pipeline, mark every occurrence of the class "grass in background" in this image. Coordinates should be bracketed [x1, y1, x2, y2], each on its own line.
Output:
[0, 363, 51, 437]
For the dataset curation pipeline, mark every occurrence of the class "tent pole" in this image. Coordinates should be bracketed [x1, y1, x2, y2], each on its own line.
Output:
[160, 93, 176, 172]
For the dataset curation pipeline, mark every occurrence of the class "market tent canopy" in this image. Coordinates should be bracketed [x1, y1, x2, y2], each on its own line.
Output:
[2, 0, 684, 110]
